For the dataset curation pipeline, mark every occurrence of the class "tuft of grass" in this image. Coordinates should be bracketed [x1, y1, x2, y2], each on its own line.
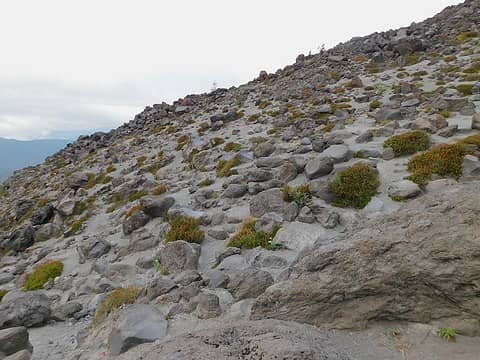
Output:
[106, 164, 116, 173]
[455, 83, 474, 96]
[329, 163, 380, 209]
[93, 286, 139, 324]
[369, 100, 381, 110]
[176, 135, 190, 151]
[227, 219, 281, 250]
[405, 52, 420, 66]
[136, 156, 147, 167]
[216, 156, 240, 177]
[455, 31, 478, 43]
[198, 178, 213, 187]
[439, 327, 457, 341]
[224, 142, 242, 152]
[440, 109, 451, 118]
[383, 131, 430, 157]
[23, 260, 63, 291]
[165, 216, 205, 244]
[212, 137, 225, 146]
[152, 184, 167, 195]
[407, 143, 467, 185]
[282, 184, 311, 207]
[0, 289, 8, 302]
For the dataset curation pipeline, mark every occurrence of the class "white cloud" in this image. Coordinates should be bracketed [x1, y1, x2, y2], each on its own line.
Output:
[0, 0, 462, 139]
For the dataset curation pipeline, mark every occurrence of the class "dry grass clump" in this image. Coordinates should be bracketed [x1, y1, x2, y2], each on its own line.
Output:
[93, 286, 139, 324]
[383, 131, 430, 157]
[227, 219, 281, 250]
[165, 216, 205, 244]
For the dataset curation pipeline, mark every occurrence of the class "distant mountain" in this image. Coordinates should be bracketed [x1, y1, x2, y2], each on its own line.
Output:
[0, 137, 70, 181]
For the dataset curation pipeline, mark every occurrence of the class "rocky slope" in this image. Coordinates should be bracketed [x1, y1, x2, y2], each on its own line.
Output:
[1, 1, 480, 359]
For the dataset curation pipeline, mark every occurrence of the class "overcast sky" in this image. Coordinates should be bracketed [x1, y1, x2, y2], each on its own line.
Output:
[0, 0, 462, 140]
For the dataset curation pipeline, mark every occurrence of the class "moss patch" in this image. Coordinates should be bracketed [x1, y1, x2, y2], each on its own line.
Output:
[216, 156, 240, 177]
[329, 163, 380, 209]
[408, 143, 467, 185]
[227, 219, 281, 250]
[166, 216, 205, 244]
[24, 260, 63, 291]
[93, 286, 139, 324]
[383, 131, 430, 157]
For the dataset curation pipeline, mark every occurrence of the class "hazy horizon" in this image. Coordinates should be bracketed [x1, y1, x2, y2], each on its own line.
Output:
[0, 0, 463, 141]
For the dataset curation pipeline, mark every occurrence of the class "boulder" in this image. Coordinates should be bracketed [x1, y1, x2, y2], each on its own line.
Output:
[30, 205, 54, 226]
[158, 241, 201, 274]
[3, 226, 35, 253]
[122, 320, 353, 360]
[251, 182, 480, 329]
[224, 184, 247, 198]
[0, 327, 32, 358]
[0, 292, 51, 329]
[253, 143, 275, 158]
[320, 145, 352, 163]
[249, 188, 291, 220]
[473, 113, 480, 130]
[80, 238, 111, 259]
[246, 169, 273, 183]
[140, 196, 175, 218]
[274, 161, 298, 182]
[4, 350, 32, 359]
[462, 155, 480, 179]
[67, 172, 89, 190]
[387, 180, 421, 200]
[108, 304, 168, 356]
[304, 157, 334, 180]
[123, 211, 150, 235]
[227, 267, 273, 301]
[194, 293, 222, 319]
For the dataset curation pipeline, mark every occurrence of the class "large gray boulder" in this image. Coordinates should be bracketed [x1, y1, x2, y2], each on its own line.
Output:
[249, 188, 291, 220]
[3, 226, 35, 253]
[123, 210, 150, 235]
[304, 157, 334, 180]
[0, 292, 51, 329]
[108, 304, 168, 356]
[251, 182, 480, 329]
[0, 327, 33, 358]
[158, 241, 201, 274]
[227, 267, 273, 301]
[140, 196, 175, 218]
[116, 320, 353, 360]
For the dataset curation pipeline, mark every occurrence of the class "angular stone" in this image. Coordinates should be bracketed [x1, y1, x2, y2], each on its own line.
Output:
[0, 327, 32, 357]
[387, 180, 421, 200]
[227, 267, 273, 301]
[123, 210, 150, 235]
[140, 196, 175, 218]
[0, 292, 51, 329]
[304, 157, 334, 180]
[108, 304, 168, 356]
[158, 241, 201, 274]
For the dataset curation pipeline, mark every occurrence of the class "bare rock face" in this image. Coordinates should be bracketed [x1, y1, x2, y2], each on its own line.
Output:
[0, 292, 52, 329]
[251, 182, 480, 330]
[117, 320, 353, 360]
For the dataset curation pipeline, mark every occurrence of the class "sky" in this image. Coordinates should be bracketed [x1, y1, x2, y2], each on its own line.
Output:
[0, 0, 463, 140]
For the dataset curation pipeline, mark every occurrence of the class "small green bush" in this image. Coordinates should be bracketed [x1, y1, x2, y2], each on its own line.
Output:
[227, 219, 281, 250]
[224, 142, 242, 152]
[383, 131, 430, 157]
[369, 100, 381, 110]
[166, 216, 205, 244]
[198, 178, 213, 187]
[329, 163, 380, 209]
[439, 327, 457, 341]
[23, 260, 63, 291]
[405, 52, 420, 66]
[0, 289, 8, 302]
[282, 184, 311, 207]
[455, 83, 474, 96]
[93, 286, 139, 324]
[216, 156, 240, 177]
[407, 143, 467, 185]
[440, 109, 451, 118]
[455, 31, 478, 43]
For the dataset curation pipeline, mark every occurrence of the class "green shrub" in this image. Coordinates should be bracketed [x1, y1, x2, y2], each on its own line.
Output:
[0, 289, 8, 302]
[369, 100, 381, 110]
[439, 327, 457, 341]
[329, 163, 380, 209]
[408, 143, 467, 185]
[440, 109, 451, 118]
[23, 260, 63, 291]
[224, 142, 242, 152]
[455, 83, 474, 96]
[216, 156, 240, 177]
[166, 216, 205, 244]
[198, 178, 213, 187]
[405, 52, 420, 66]
[383, 131, 430, 157]
[282, 184, 311, 207]
[227, 219, 281, 250]
[455, 31, 478, 43]
[93, 286, 139, 324]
